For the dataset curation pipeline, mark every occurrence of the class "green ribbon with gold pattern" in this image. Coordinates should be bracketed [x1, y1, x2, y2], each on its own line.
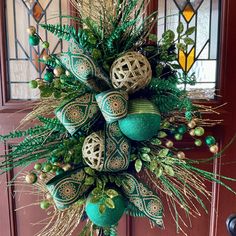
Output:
[55, 93, 100, 135]
[46, 168, 89, 210]
[103, 122, 131, 172]
[120, 173, 163, 227]
[96, 90, 128, 123]
[54, 41, 110, 89]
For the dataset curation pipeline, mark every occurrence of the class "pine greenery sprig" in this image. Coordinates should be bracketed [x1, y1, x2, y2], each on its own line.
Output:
[148, 78, 189, 114]
[40, 23, 77, 41]
[0, 131, 63, 172]
[0, 126, 47, 141]
[37, 116, 66, 132]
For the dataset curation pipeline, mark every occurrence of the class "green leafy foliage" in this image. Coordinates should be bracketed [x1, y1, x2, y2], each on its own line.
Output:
[177, 22, 184, 34]
[105, 198, 115, 209]
[135, 159, 143, 173]
[106, 189, 119, 198]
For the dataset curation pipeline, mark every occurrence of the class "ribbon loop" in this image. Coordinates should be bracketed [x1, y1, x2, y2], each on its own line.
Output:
[46, 168, 89, 210]
[103, 122, 131, 172]
[55, 93, 100, 135]
[55, 42, 110, 89]
[121, 173, 163, 227]
[96, 90, 128, 123]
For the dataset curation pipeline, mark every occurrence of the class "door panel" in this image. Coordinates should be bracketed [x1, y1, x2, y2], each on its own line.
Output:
[1, 0, 236, 236]
[130, 0, 236, 235]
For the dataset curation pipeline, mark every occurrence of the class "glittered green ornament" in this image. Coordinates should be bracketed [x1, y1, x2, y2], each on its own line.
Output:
[194, 127, 205, 137]
[175, 133, 183, 141]
[29, 80, 38, 89]
[195, 139, 202, 147]
[51, 165, 60, 173]
[34, 163, 42, 171]
[40, 200, 51, 209]
[118, 99, 161, 141]
[177, 124, 187, 134]
[44, 72, 54, 83]
[29, 35, 40, 46]
[60, 74, 67, 84]
[85, 192, 126, 227]
[205, 136, 216, 146]
[43, 163, 53, 172]
[39, 173, 47, 180]
[42, 41, 50, 49]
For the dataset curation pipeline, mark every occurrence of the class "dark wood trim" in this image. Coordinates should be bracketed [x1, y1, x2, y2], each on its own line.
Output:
[0, 0, 9, 108]
[125, 215, 132, 236]
[6, 170, 17, 236]
[5, 143, 18, 236]
[147, 0, 158, 35]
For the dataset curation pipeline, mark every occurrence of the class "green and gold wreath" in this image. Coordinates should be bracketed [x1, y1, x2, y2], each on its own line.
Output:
[1, 1, 235, 236]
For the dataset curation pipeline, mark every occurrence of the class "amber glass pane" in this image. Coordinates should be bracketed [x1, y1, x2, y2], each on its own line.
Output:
[182, 3, 195, 22]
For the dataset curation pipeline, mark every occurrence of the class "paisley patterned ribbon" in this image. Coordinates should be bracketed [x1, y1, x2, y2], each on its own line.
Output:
[103, 122, 131, 172]
[120, 173, 163, 227]
[96, 90, 128, 123]
[55, 42, 110, 88]
[46, 168, 89, 210]
[55, 93, 100, 135]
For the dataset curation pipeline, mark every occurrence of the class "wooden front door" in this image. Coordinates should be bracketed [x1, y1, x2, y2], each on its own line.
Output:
[0, 1, 236, 236]
[129, 1, 236, 236]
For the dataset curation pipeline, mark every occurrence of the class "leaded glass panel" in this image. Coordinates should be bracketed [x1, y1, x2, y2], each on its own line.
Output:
[6, 0, 68, 99]
[157, 0, 220, 99]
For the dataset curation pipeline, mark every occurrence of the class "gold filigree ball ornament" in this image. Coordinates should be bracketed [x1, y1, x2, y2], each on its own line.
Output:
[110, 52, 152, 93]
[82, 131, 105, 171]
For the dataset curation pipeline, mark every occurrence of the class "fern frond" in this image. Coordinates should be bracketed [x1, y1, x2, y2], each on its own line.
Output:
[0, 126, 47, 142]
[38, 116, 65, 132]
[40, 23, 77, 41]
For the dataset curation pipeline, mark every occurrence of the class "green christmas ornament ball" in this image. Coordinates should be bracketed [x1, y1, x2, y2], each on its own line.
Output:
[40, 200, 51, 209]
[177, 124, 187, 134]
[34, 163, 42, 171]
[205, 136, 216, 146]
[85, 192, 126, 227]
[29, 35, 40, 46]
[42, 41, 50, 49]
[43, 163, 53, 172]
[29, 80, 38, 89]
[44, 72, 54, 83]
[118, 99, 161, 141]
[195, 139, 202, 147]
[175, 133, 183, 141]
[56, 168, 65, 175]
[194, 127, 205, 137]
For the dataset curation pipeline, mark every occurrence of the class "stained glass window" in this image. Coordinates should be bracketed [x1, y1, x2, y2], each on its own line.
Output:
[5, 0, 68, 99]
[157, 0, 220, 99]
